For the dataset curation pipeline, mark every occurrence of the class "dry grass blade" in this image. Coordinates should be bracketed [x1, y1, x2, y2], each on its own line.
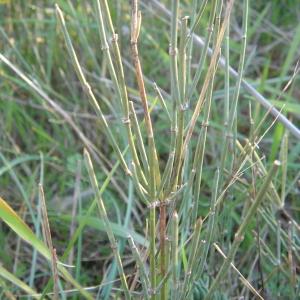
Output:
[39, 184, 59, 300]
[213, 243, 264, 299]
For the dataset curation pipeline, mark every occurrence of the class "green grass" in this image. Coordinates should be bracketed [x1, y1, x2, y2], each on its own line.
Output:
[0, 0, 300, 299]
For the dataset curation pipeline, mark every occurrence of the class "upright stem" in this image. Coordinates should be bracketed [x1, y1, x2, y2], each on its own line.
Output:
[130, 1, 160, 298]
[149, 206, 156, 299]
[183, 0, 234, 152]
[159, 202, 167, 300]
[191, 0, 222, 226]
[171, 212, 179, 300]
[84, 150, 130, 300]
[187, 0, 218, 102]
[280, 133, 288, 207]
[56, 5, 130, 175]
[96, 0, 148, 187]
[219, 0, 248, 180]
[170, 0, 180, 107]
[172, 16, 189, 190]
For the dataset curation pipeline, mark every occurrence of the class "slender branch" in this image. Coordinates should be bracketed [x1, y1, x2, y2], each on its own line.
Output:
[84, 149, 130, 300]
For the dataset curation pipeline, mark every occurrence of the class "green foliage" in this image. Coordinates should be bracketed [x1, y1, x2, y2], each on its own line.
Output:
[0, 0, 299, 299]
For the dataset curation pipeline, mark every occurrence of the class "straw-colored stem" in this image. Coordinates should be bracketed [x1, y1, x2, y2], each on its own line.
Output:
[213, 243, 264, 300]
[84, 149, 130, 300]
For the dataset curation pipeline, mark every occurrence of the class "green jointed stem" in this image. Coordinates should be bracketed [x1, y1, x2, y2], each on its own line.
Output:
[96, 0, 148, 187]
[169, 0, 180, 195]
[183, 0, 234, 152]
[130, 2, 161, 298]
[172, 16, 189, 191]
[191, 0, 222, 226]
[153, 82, 171, 122]
[236, 140, 281, 207]
[84, 149, 130, 300]
[187, 0, 218, 102]
[179, 17, 188, 103]
[55, 5, 130, 176]
[157, 151, 175, 198]
[219, 0, 248, 179]
[129, 101, 150, 178]
[131, 162, 150, 206]
[224, 14, 230, 133]
[39, 150, 126, 298]
[101, 0, 115, 36]
[95, 0, 120, 101]
[160, 201, 167, 300]
[149, 206, 157, 299]
[181, 218, 203, 299]
[110, 34, 148, 187]
[130, 0, 160, 188]
[196, 169, 219, 278]
[171, 211, 179, 300]
[188, 0, 209, 38]
[280, 133, 288, 207]
[170, 0, 180, 106]
[186, 0, 207, 93]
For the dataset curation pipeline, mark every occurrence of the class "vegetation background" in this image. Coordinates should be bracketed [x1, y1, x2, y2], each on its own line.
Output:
[0, 0, 299, 299]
